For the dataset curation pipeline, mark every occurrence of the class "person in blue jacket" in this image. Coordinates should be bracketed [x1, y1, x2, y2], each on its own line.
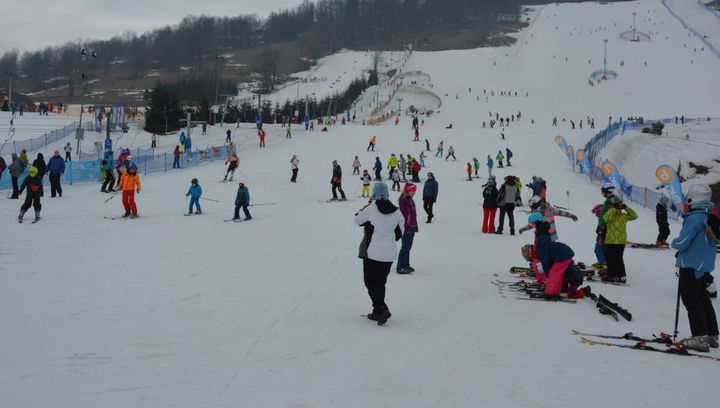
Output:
[186, 178, 203, 215]
[46, 150, 66, 198]
[672, 184, 719, 352]
[373, 156, 383, 180]
[101, 151, 116, 193]
[422, 172, 439, 223]
[184, 135, 192, 162]
[233, 182, 251, 221]
[486, 155, 494, 178]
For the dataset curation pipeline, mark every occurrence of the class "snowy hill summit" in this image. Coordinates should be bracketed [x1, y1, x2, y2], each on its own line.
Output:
[2, 1, 720, 407]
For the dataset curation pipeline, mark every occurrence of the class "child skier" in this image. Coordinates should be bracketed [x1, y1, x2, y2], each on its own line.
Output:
[591, 204, 607, 269]
[435, 141, 444, 157]
[361, 170, 372, 198]
[496, 150, 505, 168]
[367, 135, 376, 151]
[352, 156, 361, 175]
[518, 196, 578, 241]
[445, 146, 456, 161]
[482, 176, 498, 233]
[602, 197, 638, 283]
[119, 165, 141, 218]
[233, 182, 251, 221]
[466, 162, 473, 181]
[656, 196, 671, 248]
[224, 153, 240, 181]
[391, 168, 401, 191]
[418, 151, 426, 167]
[186, 178, 203, 215]
[486, 155, 494, 178]
[473, 157, 480, 177]
[17, 166, 43, 223]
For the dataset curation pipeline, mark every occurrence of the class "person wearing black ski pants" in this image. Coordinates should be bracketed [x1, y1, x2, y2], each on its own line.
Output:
[363, 258, 392, 312]
[497, 203, 515, 234]
[423, 199, 434, 221]
[679, 268, 719, 338]
[49, 173, 63, 197]
[603, 244, 626, 278]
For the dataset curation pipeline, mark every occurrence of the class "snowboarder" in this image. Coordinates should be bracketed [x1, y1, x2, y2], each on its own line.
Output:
[496, 150, 505, 168]
[224, 153, 240, 181]
[486, 155, 494, 178]
[445, 146, 456, 161]
[373, 157, 382, 180]
[506, 148, 513, 167]
[360, 170, 372, 198]
[602, 197, 638, 283]
[119, 164, 141, 218]
[355, 182, 405, 325]
[233, 182, 252, 221]
[367, 135, 376, 151]
[495, 175, 520, 235]
[482, 176, 499, 233]
[64, 143, 72, 162]
[47, 150, 65, 198]
[672, 184, 719, 352]
[290, 155, 299, 182]
[17, 166, 43, 223]
[331, 160, 347, 201]
[397, 183, 419, 274]
[656, 196, 671, 248]
[186, 178, 202, 215]
[352, 156, 361, 175]
[422, 172, 438, 223]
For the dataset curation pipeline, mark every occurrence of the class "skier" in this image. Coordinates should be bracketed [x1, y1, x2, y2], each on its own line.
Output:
[17, 166, 43, 223]
[233, 182, 252, 221]
[360, 170, 372, 198]
[151, 134, 157, 149]
[411, 157, 422, 182]
[173, 146, 181, 169]
[179, 131, 187, 150]
[656, 196, 671, 248]
[602, 197, 638, 283]
[425, 139, 430, 151]
[64, 143, 72, 161]
[331, 160, 347, 201]
[367, 135, 376, 151]
[591, 204, 606, 269]
[496, 150, 505, 168]
[373, 157, 383, 180]
[466, 162, 473, 181]
[290, 154, 299, 182]
[413, 127, 420, 142]
[495, 175, 520, 235]
[482, 176, 499, 233]
[101, 151, 116, 193]
[226, 129, 232, 143]
[506, 148, 513, 167]
[486, 155, 494, 178]
[31, 153, 46, 181]
[473, 157, 480, 177]
[387, 153, 398, 178]
[286, 122, 292, 138]
[596, 183, 617, 272]
[519, 196, 578, 241]
[435, 141, 444, 158]
[186, 178, 203, 215]
[47, 150, 65, 198]
[418, 151, 426, 168]
[390, 168, 401, 191]
[259, 128, 266, 147]
[397, 183, 419, 274]
[224, 153, 240, 181]
[352, 156, 361, 175]
[119, 164, 141, 218]
[184, 134, 193, 163]
[445, 146, 456, 161]
[355, 181, 405, 325]
[399, 155, 408, 182]
[672, 184, 719, 351]
[422, 172, 439, 223]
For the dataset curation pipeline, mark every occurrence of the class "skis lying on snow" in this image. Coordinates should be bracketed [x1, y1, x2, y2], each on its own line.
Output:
[318, 199, 353, 203]
[510, 265, 595, 278]
[571, 330, 672, 345]
[576, 335, 720, 362]
[626, 241, 669, 250]
[104, 216, 142, 221]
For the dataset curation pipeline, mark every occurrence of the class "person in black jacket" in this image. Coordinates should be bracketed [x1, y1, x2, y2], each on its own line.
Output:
[496, 175, 520, 235]
[422, 172, 439, 223]
[656, 196, 670, 248]
[482, 176, 499, 233]
[32, 153, 47, 181]
[331, 160, 347, 201]
[18, 166, 44, 222]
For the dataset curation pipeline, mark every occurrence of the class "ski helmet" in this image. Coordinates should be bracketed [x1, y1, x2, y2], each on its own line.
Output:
[591, 204, 602, 216]
[528, 195, 543, 209]
[191, 178, 198, 184]
[601, 182, 615, 193]
[685, 184, 712, 206]
[28, 166, 38, 177]
[521, 244, 536, 262]
[528, 212, 544, 224]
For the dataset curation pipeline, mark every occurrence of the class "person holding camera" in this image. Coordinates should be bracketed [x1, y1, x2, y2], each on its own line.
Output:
[602, 196, 638, 283]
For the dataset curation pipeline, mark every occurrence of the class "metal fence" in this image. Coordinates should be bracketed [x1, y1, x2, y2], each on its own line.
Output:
[662, 0, 720, 60]
[0, 121, 95, 156]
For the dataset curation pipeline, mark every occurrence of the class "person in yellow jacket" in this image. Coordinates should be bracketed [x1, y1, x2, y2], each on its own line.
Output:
[387, 153, 398, 178]
[119, 165, 142, 218]
[602, 198, 638, 283]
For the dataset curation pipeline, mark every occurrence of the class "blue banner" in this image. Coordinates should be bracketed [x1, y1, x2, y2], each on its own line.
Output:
[656, 165, 685, 212]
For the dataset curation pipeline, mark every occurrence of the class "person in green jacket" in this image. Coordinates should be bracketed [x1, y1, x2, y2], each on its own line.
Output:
[602, 197, 638, 283]
[233, 182, 251, 221]
[387, 154, 398, 178]
[496, 150, 505, 168]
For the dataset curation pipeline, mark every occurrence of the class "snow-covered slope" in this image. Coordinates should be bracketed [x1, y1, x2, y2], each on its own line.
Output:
[2, 1, 720, 407]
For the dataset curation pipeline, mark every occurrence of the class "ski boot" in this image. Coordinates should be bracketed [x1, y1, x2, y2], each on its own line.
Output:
[130, 213, 139, 219]
[366, 311, 380, 321]
[680, 336, 710, 352]
[121, 212, 131, 218]
[709, 335, 719, 349]
[18, 210, 26, 223]
[34, 210, 40, 222]
[376, 309, 392, 326]
[195, 210, 202, 215]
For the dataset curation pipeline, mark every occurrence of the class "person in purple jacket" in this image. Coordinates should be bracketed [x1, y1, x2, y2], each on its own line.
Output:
[397, 183, 419, 274]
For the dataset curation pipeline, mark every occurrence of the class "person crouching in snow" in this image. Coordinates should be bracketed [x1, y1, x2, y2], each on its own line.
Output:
[518, 195, 578, 241]
[186, 178, 203, 215]
[523, 213, 585, 299]
[18, 166, 43, 223]
[119, 165, 141, 218]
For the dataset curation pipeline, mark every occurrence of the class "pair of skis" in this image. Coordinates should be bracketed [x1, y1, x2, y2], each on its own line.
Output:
[573, 330, 720, 362]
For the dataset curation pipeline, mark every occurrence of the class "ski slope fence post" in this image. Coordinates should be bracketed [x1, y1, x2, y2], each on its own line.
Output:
[164, 153, 167, 172]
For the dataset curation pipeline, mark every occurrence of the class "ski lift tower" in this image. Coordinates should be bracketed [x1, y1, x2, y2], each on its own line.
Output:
[602, 39, 609, 79]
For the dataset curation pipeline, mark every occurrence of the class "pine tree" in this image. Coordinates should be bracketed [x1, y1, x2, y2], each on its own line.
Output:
[144, 82, 184, 134]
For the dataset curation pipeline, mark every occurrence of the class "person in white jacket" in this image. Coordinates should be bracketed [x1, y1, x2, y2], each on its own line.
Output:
[355, 182, 405, 325]
[290, 154, 299, 182]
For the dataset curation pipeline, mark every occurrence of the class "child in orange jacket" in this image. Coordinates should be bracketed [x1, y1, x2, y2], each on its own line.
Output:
[119, 166, 141, 218]
[466, 162, 473, 181]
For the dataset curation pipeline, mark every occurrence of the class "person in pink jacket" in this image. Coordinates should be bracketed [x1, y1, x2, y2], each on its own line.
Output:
[397, 183, 419, 274]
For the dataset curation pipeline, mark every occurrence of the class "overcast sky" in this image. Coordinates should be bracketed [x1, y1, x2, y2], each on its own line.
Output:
[0, 0, 297, 55]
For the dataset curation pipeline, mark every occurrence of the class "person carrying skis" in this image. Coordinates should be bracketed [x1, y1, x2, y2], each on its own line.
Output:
[397, 183, 419, 274]
[495, 175, 520, 235]
[399, 155, 408, 182]
[496, 150, 505, 168]
[656, 196, 671, 248]
[186, 178, 203, 215]
[360, 170, 372, 198]
[519, 196, 578, 241]
[367, 135, 376, 151]
[119, 164, 141, 218]
[373, 156, 383, 180]
[466, 162, 473, 181]
[47, 150, 65, 198]
[224, 153, 240, 181]
[331, 160, 347, 201]
[602, 197, 638, 283]
[352, 156, 361, 175]
[473, 157, 480, 177]
[482, 176, 499, 233]
[233, 182, 252, 221]
[387, 153, 398, 178]
[17, 166, 44, 223]
[445, 146, 456, 161]
[355, 182, 405, 325]
[422, 172, 438, 223]
[259, 128, 266, 147]
[101, 151, 116, 193]
[435, 141, 444, 158]
[672, 184, 719, 352]
[290, 154, 300, 182]
[591, 204, 606, 269]
[506, 148, 513, 167]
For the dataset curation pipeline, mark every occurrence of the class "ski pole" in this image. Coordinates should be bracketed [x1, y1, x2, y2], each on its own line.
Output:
[201, 197, 220, 203]
[673, 267, 681, 342]
[250, 202, 275, 207]
[566, 190, 570, 210]
[105, 194, 115, 203]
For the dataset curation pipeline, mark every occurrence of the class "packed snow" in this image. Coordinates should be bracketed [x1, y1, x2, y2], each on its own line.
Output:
[2, 1, 720, 407]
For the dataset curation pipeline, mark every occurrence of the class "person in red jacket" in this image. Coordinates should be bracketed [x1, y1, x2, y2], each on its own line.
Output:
[258, 129, 266, 148]
[466, 162, 473, 181]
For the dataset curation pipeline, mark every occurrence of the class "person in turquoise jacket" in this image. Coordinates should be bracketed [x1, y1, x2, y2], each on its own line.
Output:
[234, 182, 251, 221]
[186, 178, 203, 215]
[672, 184, 719, 352]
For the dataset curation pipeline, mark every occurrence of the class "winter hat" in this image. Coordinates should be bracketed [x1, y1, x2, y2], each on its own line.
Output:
[372, 182, 390, 200]
[332, 160, 337, 165]
[521, 244, 536, 262]
[528, 195, 543, 209]
[658, 196, 669, 207]
[405, 184, 417, 193]
[686, 184, 712, 207]
[528, 212, 544, 224]
[191, 178, 198, 184]
[427, 172, 434, 177]
[28, 166, 38, 177]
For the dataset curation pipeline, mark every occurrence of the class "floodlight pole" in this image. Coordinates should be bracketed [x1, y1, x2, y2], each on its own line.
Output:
[603, 39, 608, 74]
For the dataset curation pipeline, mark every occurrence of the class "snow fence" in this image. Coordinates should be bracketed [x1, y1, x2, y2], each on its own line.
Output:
[0, 121, 95, 157]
